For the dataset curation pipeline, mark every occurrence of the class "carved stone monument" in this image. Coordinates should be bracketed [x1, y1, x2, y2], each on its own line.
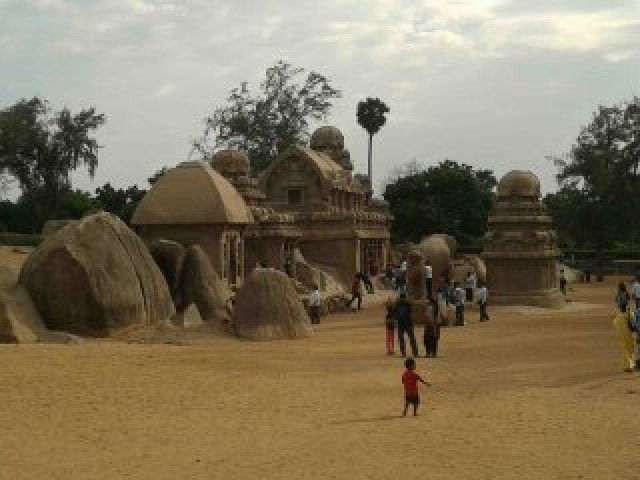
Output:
[482, 171, 564, 308]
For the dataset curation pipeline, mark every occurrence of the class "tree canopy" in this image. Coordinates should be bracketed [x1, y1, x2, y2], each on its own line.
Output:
[0, 97, 106, 229]
[356, 97, 389, 136]
[193, 60, 341, 172]
[548, 97, 640, 249]
[383, 160, 496, 245]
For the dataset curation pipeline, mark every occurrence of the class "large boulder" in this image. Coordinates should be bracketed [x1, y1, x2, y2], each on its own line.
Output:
[149, 239, 186, 305]
[234, 268, 312, 341]
[0, 287, 44, 343]
[418, 235, 451, 279]
[19, 212, 174, 336]
[180, 245, 232, 328]
[433, 234, 458, 257]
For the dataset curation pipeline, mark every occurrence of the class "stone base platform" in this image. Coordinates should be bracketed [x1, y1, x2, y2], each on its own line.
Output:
[488, 289, 566, 309]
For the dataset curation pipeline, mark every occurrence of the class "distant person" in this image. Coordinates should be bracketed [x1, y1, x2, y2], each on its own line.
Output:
[477, 282, 490, 322]
[401, 357, 430, 417]
[559, 269, 568, 297]
[385, 298, 396, 355]
[632, 274, 640, 310]
[358, 271, 374, 294]
[436, 285, 449, 327]
[347, 274, 363, 310]
[453, 282, 465, 326]
[423, 302, 440, 357]
[464, 271, 475, 302]
[395, 292, 419, 357]
[612, 282, 635, 372]
[424, 263, 433, 298]
[309, 284, 321, 325]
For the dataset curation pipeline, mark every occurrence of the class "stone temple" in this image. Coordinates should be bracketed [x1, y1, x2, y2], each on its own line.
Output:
[482, 170, 564, 307]
[132, 126, 392, 290]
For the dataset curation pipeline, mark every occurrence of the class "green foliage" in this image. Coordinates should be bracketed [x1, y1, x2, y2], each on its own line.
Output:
[356, 97, 389, 136]
[0, 232, 42, 246]
[193, 60, 341, 172]
[0, 97, 106, 230]
[94, 183, 146, 224]
[59, 189, 99, 219]
[383, 160, 496, 245]
[549, 97, 640, 249]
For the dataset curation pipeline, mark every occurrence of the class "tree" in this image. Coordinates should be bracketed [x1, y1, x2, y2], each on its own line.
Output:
[0, 97, 106, 229]
[94, 183, 146, 224]
[551, 97, 640, 249]
[193, 60, 341, 172]
[383, 160, 496, 245]
[357, 97, 389, 189]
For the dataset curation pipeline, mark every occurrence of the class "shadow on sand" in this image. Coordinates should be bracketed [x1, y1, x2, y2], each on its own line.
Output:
[330, 414, 404, 425]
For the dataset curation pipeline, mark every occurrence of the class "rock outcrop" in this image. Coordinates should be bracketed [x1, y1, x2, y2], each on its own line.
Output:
[0, 287, 44, 343]
[19, 212, 174, 336]
[234, 268, 312, 341]
[149, 239, 186, 306]
[418, 235, 451, 279]
[180, 245, 232, 328]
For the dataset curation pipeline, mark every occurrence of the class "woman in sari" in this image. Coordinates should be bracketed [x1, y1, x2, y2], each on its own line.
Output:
[612, 282, 635, 372]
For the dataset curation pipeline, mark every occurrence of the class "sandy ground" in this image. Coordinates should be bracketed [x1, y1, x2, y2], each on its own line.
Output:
[1, 273, 640, 479]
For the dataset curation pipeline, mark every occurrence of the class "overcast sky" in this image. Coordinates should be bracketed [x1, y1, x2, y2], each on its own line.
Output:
[1, 0, 639, 196]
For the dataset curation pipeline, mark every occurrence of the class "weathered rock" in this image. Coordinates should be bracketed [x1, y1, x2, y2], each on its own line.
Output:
[433, 234, 458, 258]
[0, 287, 46, 343]
[149, 239, 186, 304]
[234, 268, 312, 341]
[418, 235, 451, 279]
[170, 303, 204, 328]
[19, 212, 174, 336]
[181, 245, 232, 328]
[467, 255, 487, 283]
[37, 330, 83, 344]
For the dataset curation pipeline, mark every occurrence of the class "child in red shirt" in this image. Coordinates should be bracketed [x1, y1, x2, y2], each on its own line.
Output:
[402, 358, 430, 416]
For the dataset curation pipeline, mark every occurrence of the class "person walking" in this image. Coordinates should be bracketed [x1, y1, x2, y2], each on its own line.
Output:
[396, 293, 419, 357]
[464, 271, 475, 303]
[423, 302, 440, 357]
[347, 274, 363, 310]
[401, 358, 430, 417]
[453, 282, 465, 326]
[612, 282, 635, 372]
[424, 263, 433, 298]
[309, 284, 321, 324]
[477, 282, 490, 322]
[559, 269, 568, 297]
[632, 274, 640, 310]
[385, 298, 396, 355]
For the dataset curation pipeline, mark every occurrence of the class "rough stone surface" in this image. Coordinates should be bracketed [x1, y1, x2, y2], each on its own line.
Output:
[180, 245, 232, 328]
[149, 239, 186, 305]
[0, 286, 45, 344]
[19, 212, 174, 336]
[433, 234, 458, 258]
[170, 303, 204, 328]
[234, 268, 312, 341]
[418, 235, 451, 279]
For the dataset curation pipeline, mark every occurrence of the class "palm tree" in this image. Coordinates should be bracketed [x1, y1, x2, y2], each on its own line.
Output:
[356, 97, 389, 190]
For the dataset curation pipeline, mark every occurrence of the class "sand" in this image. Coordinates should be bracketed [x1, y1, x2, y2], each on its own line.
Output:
[1, 276, 640, 479]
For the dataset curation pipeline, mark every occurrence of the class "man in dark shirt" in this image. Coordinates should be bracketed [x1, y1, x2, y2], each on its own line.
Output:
[395, 293, 419, 357]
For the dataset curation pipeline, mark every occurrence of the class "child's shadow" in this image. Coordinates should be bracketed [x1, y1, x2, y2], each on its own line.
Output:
[330, 415, 403, 425]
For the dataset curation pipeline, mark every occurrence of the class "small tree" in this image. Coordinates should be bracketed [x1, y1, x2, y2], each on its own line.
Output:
[193, 60, 341, 172]
[0, 97, 106, 229]
[356, 97, 389, 189]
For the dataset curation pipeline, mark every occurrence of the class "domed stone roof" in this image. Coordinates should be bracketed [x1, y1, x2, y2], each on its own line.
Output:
[497, 170, 541, 198]
[132, 161, 253, 225]
[210, 149, 250, 177]
[310, 126, 344, 150]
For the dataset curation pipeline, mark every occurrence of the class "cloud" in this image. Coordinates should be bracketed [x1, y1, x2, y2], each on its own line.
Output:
[0, 0, 639, 195]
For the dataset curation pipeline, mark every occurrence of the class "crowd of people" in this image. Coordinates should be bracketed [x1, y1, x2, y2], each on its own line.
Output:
[383, 260, 489, 358]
